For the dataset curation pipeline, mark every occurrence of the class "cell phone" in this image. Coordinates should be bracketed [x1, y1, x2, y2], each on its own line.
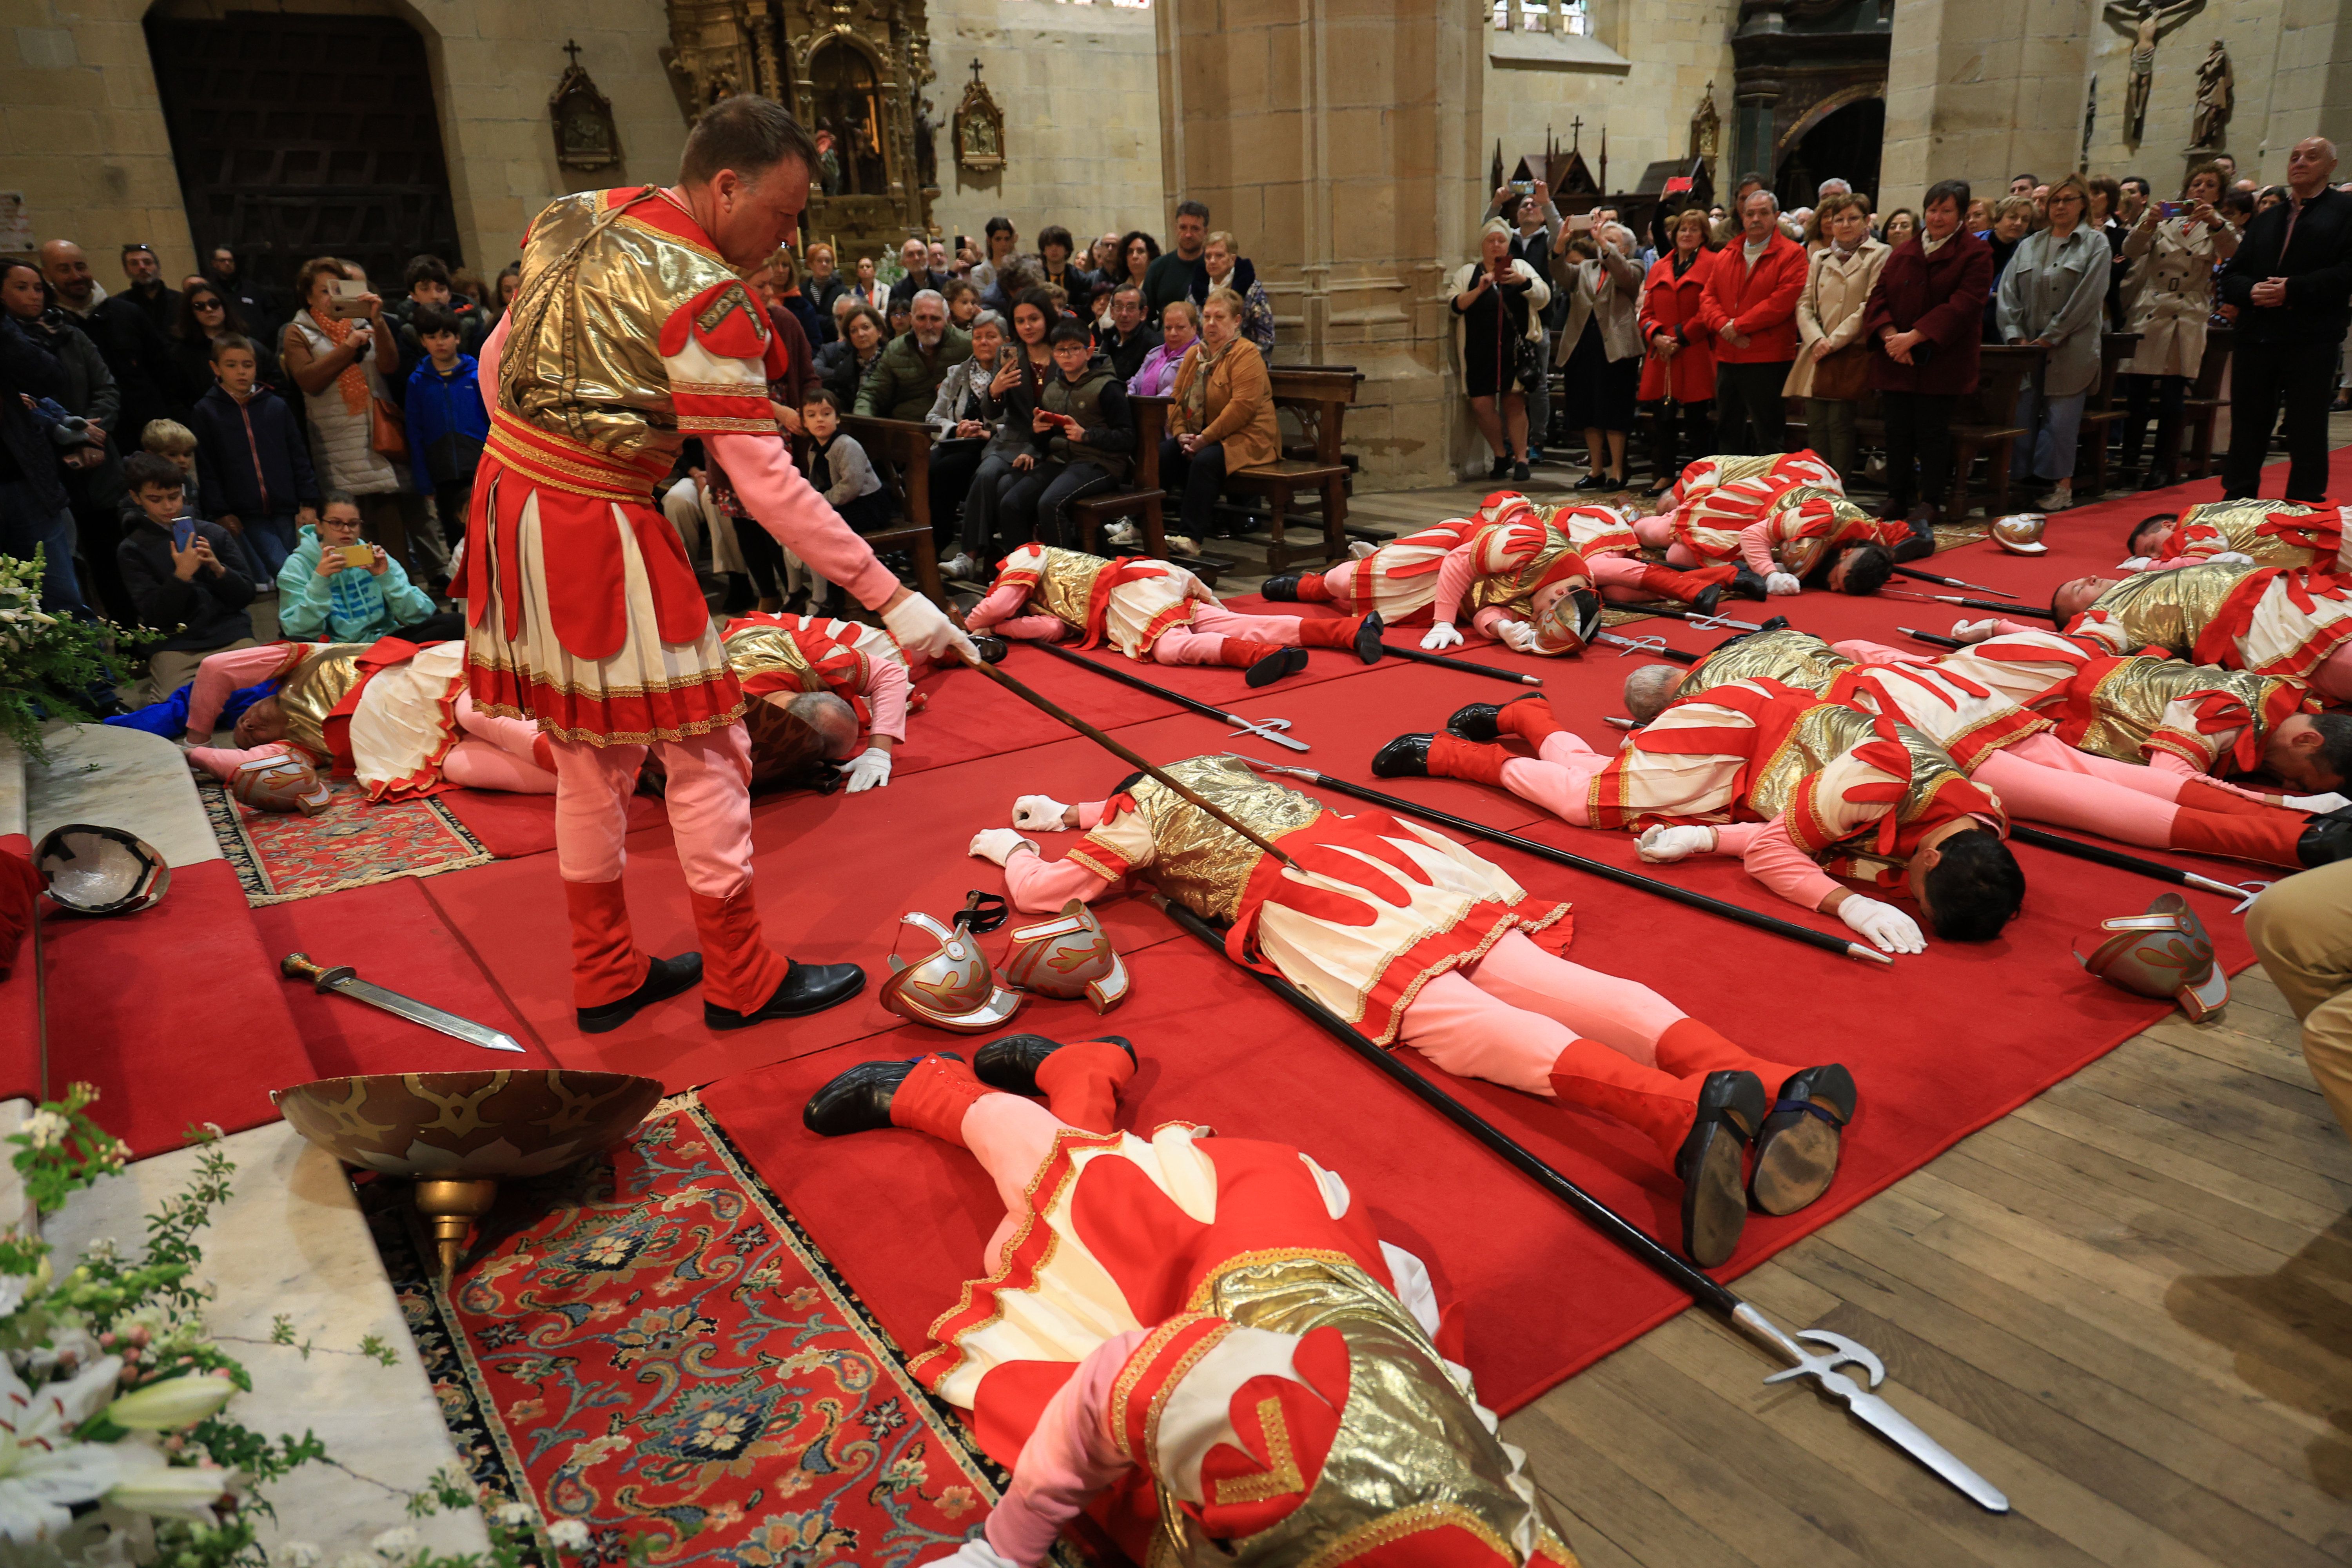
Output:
[1569, 214, 1593, 232]
[1511, 180, 1535, 196]
[171, 517, 196, 551]
[336, 543, 374, 569]
[327, 279, 368, 319]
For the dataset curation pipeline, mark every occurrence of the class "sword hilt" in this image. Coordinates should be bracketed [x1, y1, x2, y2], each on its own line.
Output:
[281, 951, 357, 993]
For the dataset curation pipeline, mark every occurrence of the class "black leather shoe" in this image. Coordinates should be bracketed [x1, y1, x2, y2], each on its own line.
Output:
[801, 1053, 964, 1136]
[1447, 702, 1505, 742]
[970, 633, 1010, 664]
[1245, 646, 1310, 688]
[1749, 1064, 1855, 1216]
[1730, 564, 1772, 601]
[1353, 612, 1387, 664]
[1261, 573, 1304, 602]
[578, 953, 703, 1035]
[1674, 1070, 1768, 1268]
[1371, 733, 1435, 778]
[2139, 468, 2178, 492]
[975, 1033, 1136, 1095]
[1490, 454, 1513, 480]
[706, 959, 867, 1030]
[2298, 809, 2352, 868]
[1756, 615, 1791, 633]
[1688, 581, 1724, 617]
[1572, 472, 1612, 492]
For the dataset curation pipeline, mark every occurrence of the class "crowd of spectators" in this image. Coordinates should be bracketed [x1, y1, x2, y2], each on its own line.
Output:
[1458, 136, 2352, 532]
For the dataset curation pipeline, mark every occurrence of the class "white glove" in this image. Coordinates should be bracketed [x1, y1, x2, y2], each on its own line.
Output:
[1637, 824, 1717, 863]
[1765, 571, 1803, 596]
[1421, 621, 1465, 651]
[882, 591, 981, 664]
[2288, 792, 2352, 814]
[2211, 551, 2255, 564]
[1496, 619, 1540, 653]
[968, 828, 1040, 867]
[841, 746, 893, 792]
[1838, 895, 1925, 955]
[1013, 793, 1071, 830]
[1951, 619, 2000, 643]
[917, 1540, 1019, 1568]
[2116, 555, 2153, 572]
[1348, 539, 1379, 560]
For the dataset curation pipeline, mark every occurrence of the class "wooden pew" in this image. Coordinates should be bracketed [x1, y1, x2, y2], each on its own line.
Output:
[2180, 323, 2235, 480]
[1218, 367, 1363, 572]
[2073, 330, 2142, 498]
[839, 414, 947, 608]
[1065, 396, 1169, 559]
[1851, 343, 2045, 520]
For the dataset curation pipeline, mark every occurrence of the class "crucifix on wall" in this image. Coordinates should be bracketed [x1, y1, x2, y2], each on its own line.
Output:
[2102, 0, 2203, 147]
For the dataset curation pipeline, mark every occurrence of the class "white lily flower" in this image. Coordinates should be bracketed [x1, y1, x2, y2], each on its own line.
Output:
[369, 1525, 418, 1556]
[547, 1520, 591, 1552]
[101, 1442, 238, 1524]
[279, 1542, 322, 1568]
[103, 1374, 235, 1431]
[0, 1354, 128, 1542]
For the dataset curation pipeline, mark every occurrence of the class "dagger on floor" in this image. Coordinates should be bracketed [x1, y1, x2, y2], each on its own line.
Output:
[281, 953, 525, 1053]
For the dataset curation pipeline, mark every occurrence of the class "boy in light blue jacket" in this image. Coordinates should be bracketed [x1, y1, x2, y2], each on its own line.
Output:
[275, 493, 439, 641]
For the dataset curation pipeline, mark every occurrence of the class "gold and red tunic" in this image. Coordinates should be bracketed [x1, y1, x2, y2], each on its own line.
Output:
[1458, 517, 1595, 624]
[260, 638, 471, 801]
[2156, 500, 2349, 575]
[1323, 517, 1485, 623]
[1062, 756, 1568, 1044]
[1670, 476, 1894, 574]
[1538, 502, 1641, 559]
[1589, 679, 2005, 888]
[463, 186, 793, 744]
[2072, 562, 2352, 681]
[913, 1123, 1574, 1568]
[1664, 450, 1840, 509]
[993, 543, 1219, 658]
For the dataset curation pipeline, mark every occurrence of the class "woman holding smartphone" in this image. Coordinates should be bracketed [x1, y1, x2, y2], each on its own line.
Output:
[2116, 160, 2239, 490]
[280, 256, 410, 565]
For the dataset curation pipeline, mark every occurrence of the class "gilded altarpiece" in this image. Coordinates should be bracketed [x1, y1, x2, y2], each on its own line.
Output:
[662, 0, 939, 260]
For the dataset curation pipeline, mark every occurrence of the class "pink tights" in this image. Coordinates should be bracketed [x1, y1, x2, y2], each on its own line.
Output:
[550, 726, 758, 897]
[958, 1093, 1083, 1271]
[2313, 646, 2352, 704]
[1151, 603, 1305, 665]
[440, 694, 554, 793]
[1400, 930, 1688, 1092]
[1973, 743, 2177, 847]
[1499, 731, 1607, 826]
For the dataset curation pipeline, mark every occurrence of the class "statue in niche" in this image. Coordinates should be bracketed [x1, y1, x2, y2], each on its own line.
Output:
[954, 59, 1005, 171]
[2190, 39, 2232, 150]
[912, 93, 939, 191]
[1690, 81, 1720, 170]
[811, 41, 888, 195]
[2103, 0, 2205, 147]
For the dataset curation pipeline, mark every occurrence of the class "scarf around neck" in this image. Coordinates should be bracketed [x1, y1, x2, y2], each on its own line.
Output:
[305, 309, 371, 416]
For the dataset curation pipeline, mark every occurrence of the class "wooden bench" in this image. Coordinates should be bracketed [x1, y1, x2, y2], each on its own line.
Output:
[838, 414, 947, 609]
[1066, 396, 1169, 559]
[2180, 323, 2235, 480]
[2072, 330, 2143, 498]
[1221, 367, 1361, 573]
[1849, 343, 2045, 521]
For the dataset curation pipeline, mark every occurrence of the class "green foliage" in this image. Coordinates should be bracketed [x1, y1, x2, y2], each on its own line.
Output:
[0, 550, 156, 763]
[8, 1082, 133, 1219]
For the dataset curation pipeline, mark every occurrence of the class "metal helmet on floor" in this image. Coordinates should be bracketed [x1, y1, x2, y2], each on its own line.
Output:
[2073, 892, 2228, 1021]
[880, 893, 1025, 1032]
[34, 824, 171, 917]
[1000, 899, 1131, 1013]
[1990, 514, 2049, 555]
[230, 753, 334, 816]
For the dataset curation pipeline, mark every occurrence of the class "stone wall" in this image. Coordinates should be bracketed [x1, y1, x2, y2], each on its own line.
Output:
[918, 0, 1163, 267]
[1, 0, 689, 284]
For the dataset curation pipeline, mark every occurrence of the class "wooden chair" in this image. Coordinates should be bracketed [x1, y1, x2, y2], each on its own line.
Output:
[1066, 396, 1169, 560]
[1218, 367, 1362, 573]
[2181, 323, 2235, 479]
[1944, 344, 2045, 520]
[840, 415, 947, 609]
[2073, 331, 2143, 498]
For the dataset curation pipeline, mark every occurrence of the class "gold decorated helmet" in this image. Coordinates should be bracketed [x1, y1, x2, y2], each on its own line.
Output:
[1991, 513, 2048, 555]
[230, 753, 334, 816]
[1531, 585, 1602, 656]
[2074, 893, 2227, 1021]
[1000, 899, 1130, 1013]
[881, 893, 1025, 1032]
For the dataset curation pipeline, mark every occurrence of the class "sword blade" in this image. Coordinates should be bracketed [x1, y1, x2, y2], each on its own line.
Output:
[1837, 1386, 2011, 1513]
[326, 977, 526, 1053]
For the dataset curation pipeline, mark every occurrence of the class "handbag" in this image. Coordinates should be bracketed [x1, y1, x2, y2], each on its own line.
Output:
[1811, 340, 1873, 401]
[370, 396, 409, 461]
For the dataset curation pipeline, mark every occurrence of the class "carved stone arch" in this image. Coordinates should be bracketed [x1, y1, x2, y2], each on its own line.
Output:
[1776, 82, 1886, 158]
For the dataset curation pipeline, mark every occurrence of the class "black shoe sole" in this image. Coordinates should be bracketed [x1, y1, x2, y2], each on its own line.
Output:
[1681, 1122, 1750, 1268]
[1245, 647, 1310, 688]
[577, 953, 704, 1035]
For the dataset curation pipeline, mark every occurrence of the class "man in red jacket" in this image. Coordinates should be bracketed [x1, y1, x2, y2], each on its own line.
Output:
[1699, 190, 1810, 455]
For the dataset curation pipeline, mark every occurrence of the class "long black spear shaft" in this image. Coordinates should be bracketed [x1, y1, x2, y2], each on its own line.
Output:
[1377, 642, 1545, 686]
[1930, 594, 2059, 621]
[2010, 824, 2270, 899]
[1232, 757, 1891, 965]
[1899, 626, 1969, 651]
[1028, 641, 1293, 731]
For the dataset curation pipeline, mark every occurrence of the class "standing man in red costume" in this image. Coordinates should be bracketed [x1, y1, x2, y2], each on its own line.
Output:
[464, 97, 977, 1035]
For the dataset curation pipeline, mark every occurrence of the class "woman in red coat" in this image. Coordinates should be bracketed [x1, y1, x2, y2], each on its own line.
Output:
[1861, 178, 1992, 546]
[1636, 207, 1719, 498]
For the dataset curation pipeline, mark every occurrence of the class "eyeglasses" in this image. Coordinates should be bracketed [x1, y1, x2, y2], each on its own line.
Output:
[193, 298, 225, 311]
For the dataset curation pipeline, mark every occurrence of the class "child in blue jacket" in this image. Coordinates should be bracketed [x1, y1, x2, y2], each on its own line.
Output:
[403, 304, 489, 552]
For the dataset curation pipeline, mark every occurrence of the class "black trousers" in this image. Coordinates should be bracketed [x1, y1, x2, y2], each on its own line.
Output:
[960, 453, 1020, 558]
[1880, 391, 1958, 517]
[2225, 334, 2337, 501]
[1160, 436, 1230, 544]
[1644, 398, 1712, 487]
[927, 439, 986, 548]
[2120, 373, 2188, 477]
[1000, 459, 1121, 550]
[1711, 361, 1792, 455]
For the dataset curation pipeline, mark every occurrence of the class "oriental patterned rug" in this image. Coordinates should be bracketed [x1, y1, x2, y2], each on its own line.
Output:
[201, 776, 492, 905]
[370, 1098, 1049, 1568]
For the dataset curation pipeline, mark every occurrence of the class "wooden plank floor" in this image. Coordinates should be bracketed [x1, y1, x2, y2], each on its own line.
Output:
[1502, 965, 2352, 1567]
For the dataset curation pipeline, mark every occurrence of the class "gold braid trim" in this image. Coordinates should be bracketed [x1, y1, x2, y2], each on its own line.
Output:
[1291, 1502, 1524, 1568]
[1111, 1314, 1222, 1461]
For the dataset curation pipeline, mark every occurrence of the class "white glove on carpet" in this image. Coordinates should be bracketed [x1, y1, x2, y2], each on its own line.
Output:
[1637, 824, 1717, 863]
[2287, 793, 2352, 814]
[1496, 619, 1540, 653]
[1013, 793, 1071, 830]
[1421, 621, 1465, 651]
[1765, 572, 1802, 596]
[1951, 619, 2000, 642]
[2211, 551, 2255, 564]
[968, 829, 1040, 867]
[882, 592, 980, 663]
[2116, 556, 2153, 572]
[841, 746, 893, 792]
[1839, 895, 1925, 954]
[917, 1540, 1018, 1568]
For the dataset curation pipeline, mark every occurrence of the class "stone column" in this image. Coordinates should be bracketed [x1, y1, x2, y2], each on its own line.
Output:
[1155, 0, 1486, 490]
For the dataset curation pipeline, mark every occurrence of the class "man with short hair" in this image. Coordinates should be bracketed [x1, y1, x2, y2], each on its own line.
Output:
[2009, 173, 2038, 198]
[2218, 136, 2352, 502]
[1816, 176, 1852, 202]
[117, 244, 180, 336]
[2214, 154, 2239, 185]
[2119, 176, 2152, 225]
[886, 235, 951, 310]
[464, 94, 975, 1035]
[204, 245, 276, 334]
[38, 239, 181, 443]
[855, 288, 971, 419]
[1091, 284, 1159, 381]
[1144, 199, 1210, 319]
[1697, 190, 1808, 453]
